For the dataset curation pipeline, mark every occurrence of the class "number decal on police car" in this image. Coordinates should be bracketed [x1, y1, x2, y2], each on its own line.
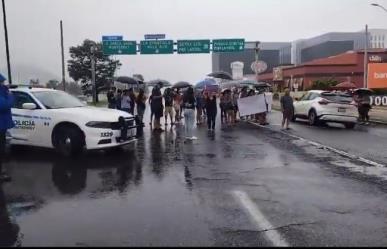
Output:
[101, 132, 113, 138]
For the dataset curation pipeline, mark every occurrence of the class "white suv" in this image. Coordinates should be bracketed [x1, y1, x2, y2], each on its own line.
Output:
[293, 90, 358, 129]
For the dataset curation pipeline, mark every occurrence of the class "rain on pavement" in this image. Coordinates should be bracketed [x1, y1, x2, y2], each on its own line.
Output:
[3, 110, 387, 247]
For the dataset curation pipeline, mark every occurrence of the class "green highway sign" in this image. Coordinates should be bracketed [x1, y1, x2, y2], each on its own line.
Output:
[102, 40, 137, 55]
[212, 39, 245, 53]
[140, 40, 174, 54]
[177, 39, 210, 54]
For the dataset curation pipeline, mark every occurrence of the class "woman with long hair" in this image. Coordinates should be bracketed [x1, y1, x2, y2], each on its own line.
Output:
[136, 88, 147, 125]
[183, 87, 196, 140]
[150, 86, 164, 132]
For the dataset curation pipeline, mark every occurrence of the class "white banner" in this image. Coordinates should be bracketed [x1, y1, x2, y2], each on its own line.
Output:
[238, 93, 273, 116]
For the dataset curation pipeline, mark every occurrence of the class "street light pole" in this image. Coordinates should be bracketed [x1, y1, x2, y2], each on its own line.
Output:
[364, 24, 369, 88]
[60, 20, 66, 91]
[1, 0, 12, 84]
[90, 45, 97, 105]
[371, 3, 387, 12]
[255, 41, 261, 82]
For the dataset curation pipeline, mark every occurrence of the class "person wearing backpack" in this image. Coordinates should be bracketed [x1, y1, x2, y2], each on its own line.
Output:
[163, 88, 174, 126]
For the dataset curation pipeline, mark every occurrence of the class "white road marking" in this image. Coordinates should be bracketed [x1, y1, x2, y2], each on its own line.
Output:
[248, 121, 386, 168]
[232, 190, 289, 247]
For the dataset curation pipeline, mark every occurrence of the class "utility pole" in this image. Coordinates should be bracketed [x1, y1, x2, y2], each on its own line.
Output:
[254, 41, 260, 82]
[364, 24, 369, 88]
[2, 0, 12, 84]
[60, 20, 66, 91]
[91, 45, 97, 104]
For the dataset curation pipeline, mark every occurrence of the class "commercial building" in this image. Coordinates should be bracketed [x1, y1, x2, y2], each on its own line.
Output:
[258, 49, 387, 90]
[291, 32, 367, 65]
[212, 42, 291, 77]
[291, 29, 387, 65]
[368, 29, 387, 49]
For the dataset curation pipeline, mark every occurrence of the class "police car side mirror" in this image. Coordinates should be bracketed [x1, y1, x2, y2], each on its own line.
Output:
[22, 103, 37, 110]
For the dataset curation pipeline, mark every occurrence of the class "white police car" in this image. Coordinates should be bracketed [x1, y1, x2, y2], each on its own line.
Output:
[9, 87, 139, 156]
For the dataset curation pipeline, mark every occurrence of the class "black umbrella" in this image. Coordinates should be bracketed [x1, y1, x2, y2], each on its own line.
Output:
[133, 74, 144, 82]
[147, 79, 172, 88]
[172, 81, 192, 89]
[354, 88, 373, 95]
[254, 82, 271, 88]
[207, 71, 233, 80]
[221, 88, 232, 94]
[115, 76, 139, 85]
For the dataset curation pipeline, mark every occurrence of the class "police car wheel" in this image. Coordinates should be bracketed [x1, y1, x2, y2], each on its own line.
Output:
[54, 126, 84, 157]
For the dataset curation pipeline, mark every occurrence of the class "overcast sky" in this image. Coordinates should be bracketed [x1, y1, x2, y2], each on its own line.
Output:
[0, 0, 385, 84]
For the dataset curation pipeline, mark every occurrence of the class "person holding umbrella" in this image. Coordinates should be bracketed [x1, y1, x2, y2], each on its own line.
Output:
[150, 86, 164, 132]
[219, 91, 227, 124]
[107, 87, 117, 109]
[115, 89, 123, 110]
[355, 89, 372, 125]
[204, 91, 217, 133]
[0, 74, 13, 182]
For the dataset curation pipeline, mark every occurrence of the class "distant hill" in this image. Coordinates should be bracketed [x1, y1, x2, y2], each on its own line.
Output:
[0, 64, 61, 84]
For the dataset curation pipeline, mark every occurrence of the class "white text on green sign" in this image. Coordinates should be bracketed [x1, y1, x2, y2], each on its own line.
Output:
[177, 40, 210, 54]
[102, 41, 137, 55]
[212, 39, 245, 53]
[140, 40, 174, 54]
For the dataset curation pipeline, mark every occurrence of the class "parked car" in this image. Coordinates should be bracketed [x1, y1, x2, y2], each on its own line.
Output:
[9, 86, 140, 156]
[293, 90, 358, 129]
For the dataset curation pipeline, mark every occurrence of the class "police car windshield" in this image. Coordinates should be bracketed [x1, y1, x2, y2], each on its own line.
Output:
[32, 91, 85, 109]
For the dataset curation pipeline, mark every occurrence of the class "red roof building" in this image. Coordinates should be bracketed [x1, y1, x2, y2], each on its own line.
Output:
[255, 49, 387, 90]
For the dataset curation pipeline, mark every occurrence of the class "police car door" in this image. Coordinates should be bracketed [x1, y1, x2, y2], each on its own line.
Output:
[11, 91, 46, 146]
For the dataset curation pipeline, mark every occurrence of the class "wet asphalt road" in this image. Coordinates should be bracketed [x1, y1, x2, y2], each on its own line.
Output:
[3, 113, 387, 246]
[266, 110, 387, 165]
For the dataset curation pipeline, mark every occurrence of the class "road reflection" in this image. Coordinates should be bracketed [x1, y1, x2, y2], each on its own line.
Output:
[52, 160, 87, 195]
[0, 186, 21, 247]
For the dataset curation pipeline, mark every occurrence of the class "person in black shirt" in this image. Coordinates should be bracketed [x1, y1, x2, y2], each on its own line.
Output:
[204, 91, 217, 132]
[107, 87, 117, 109]
[163, 88, 174, 126]
[183, 87, 196, 140]
[116, 89, 122, 110]
[150, 86, 164, 132]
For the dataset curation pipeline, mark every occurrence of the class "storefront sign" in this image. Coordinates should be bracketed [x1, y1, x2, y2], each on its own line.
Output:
[368, 63, 387, 89]
[273, 67, 283, 81]
[370, 95, 387, 106]
[369, 55, 383, 63]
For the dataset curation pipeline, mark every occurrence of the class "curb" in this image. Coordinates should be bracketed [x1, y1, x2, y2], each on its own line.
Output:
[247, 121, 386, 168]
[271, 106, 387, 126]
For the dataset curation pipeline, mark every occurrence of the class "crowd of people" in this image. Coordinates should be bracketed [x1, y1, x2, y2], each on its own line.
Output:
[106, 84, 272, 140]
